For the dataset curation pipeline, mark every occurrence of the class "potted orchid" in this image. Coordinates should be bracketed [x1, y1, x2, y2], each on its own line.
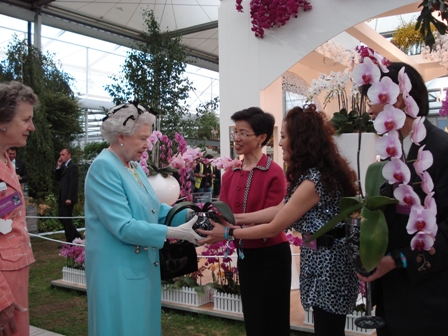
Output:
[139, 131, 203, 204]
[309, 47, 438, 328]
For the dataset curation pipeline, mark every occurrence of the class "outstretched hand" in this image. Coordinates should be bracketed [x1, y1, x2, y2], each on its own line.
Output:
[357, 256, 396, 282]
[0, 301, 27, 336]
[197, 218, 235, 245]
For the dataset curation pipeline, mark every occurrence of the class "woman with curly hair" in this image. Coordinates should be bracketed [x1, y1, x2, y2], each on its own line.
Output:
[199, 104, 359, 336]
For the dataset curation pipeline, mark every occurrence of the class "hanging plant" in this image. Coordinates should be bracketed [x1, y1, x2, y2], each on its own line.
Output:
[416, 0, 448, 50]
[392, 19, 431, 53]
[236, 0, 312, 38]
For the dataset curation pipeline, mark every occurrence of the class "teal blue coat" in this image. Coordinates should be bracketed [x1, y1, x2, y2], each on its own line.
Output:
[85, 149, 185, 336]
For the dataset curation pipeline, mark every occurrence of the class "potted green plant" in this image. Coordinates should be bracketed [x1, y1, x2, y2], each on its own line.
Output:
[166, 200, 235, 236]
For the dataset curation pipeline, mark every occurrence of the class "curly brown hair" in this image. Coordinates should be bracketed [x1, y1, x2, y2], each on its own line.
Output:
[283, 104, 357, 198]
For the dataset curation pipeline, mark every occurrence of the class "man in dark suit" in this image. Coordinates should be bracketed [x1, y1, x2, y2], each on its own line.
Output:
[359, 62, 448, 336]
[7, 147, 28, 184]
[55, 148, 82, 242]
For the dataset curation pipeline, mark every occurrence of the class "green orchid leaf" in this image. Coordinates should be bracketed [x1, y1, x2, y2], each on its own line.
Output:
[165, 202, 201, 226]
[364, 196, 398, 211]
[365, 161, 387, 197]
[340, 196, 363, 211]
[360, 207, 389, 272]
[193, 285, 205, 296]
[201, 202, 213, 212]
[306, 202, 363, 243]
[205, 282, 223, 291]
[182, 276, 198, 288]
[348, 109, 359, 119]
[208, 200, 235, 225]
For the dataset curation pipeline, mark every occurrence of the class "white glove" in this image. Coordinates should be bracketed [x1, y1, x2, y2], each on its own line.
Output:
[166, 215, 201, 245]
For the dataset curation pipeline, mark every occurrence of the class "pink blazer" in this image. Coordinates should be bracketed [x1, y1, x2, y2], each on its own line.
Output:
[0, 153, 34, 311]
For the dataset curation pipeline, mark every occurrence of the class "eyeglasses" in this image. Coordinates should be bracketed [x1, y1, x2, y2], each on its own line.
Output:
[232, 130, 256, 139]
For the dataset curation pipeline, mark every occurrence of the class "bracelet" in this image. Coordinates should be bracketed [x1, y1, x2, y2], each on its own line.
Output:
[224, 227, 229, 240]
[390, 250, 407, 269]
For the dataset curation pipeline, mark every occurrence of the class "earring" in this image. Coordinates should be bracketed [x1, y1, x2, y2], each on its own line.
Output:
[258, 144, 261, 147]
[1, 128, 6, 132]
[120, 143, 124, 147]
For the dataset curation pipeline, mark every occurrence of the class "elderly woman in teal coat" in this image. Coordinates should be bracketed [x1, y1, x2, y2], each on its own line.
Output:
[84, 102, 200, 336]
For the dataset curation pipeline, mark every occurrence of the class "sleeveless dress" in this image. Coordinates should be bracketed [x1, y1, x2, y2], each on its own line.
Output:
[285, 167, 359, 315]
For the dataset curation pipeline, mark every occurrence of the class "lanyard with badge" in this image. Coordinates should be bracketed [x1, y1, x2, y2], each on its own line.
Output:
[0, 182, 22, 234]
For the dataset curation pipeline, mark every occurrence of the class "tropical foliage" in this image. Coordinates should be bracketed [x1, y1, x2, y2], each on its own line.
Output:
[105, 10, 194, 139]
[0, 36, 83, 197]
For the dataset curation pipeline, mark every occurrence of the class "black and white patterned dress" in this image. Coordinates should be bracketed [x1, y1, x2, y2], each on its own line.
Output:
[285, 168, 359, 315]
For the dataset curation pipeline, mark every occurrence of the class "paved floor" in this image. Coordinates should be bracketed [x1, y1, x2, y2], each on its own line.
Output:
[30, 326, 64, 336]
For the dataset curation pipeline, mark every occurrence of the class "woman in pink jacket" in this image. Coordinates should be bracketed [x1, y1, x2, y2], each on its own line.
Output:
[0, 82, 37, 336]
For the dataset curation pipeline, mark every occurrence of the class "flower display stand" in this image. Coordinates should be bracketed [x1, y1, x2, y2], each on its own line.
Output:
[62, 266, 86, 286]
[161, 285, 212, 307]
[304, 308, 375, 335]
[213, 292, 243, 315]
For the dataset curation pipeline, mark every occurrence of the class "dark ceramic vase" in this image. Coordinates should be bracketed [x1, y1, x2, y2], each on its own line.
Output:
[193, 212, 218, 237]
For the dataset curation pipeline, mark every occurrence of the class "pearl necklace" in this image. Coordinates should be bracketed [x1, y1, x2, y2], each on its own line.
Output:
[108, 147, 130, 168]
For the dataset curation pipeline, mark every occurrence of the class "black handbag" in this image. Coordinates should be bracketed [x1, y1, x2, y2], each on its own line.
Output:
[159, 209, 198, 280]
[159, 239, 198, 280]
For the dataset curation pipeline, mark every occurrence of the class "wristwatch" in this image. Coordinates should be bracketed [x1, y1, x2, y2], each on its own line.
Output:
[227, 228, 235, 241]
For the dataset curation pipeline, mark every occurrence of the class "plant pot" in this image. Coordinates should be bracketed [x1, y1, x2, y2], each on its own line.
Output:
[345, 217, 370, 276]
[213, 291, 243, 315]
[345, 217, 385, 329]
[147, 174, 180, 205]
[193, 212, 218, 237]
[334, 133, 379, 193]
[62, 266, 86, 285]
[161, 284, 213, 307]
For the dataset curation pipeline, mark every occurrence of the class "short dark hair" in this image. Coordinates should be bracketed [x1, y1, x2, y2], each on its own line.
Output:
[231, 107, 275, 147]
[7, 147, 18, 152]
[62, 148, 72, 155]
[361, 62, 429, 117]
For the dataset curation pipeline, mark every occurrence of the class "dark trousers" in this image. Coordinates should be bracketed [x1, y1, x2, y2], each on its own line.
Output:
[58, 203, 82, 242]
[313, 306, 346, 336]
[237, 242, 291, 336]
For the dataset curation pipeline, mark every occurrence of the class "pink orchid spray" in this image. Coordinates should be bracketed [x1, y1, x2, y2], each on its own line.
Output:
[354, 51, 438, 259]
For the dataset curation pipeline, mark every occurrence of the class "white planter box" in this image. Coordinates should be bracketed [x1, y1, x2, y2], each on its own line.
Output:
[213, 292, 243, 315]
[62, 266, 86, 285]
[304, 308, 375, 335]
[334, 133, 379, 194]
[162, 285, 212, 307]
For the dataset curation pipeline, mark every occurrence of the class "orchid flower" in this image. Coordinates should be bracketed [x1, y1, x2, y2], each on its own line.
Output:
[169, 153, 186, 169]
[393, 184, 420, 207]
[352, 57, 381, 86]
[410, 117, 427, 145]
[373, 104, 406, 134]
[383, 157, 411, 185]
[398, 66, 412, 94]
[424, 192, 437, 214]
[368, 77, 399, 105]
[376, 130, 402, 159]
[407, 205, 437, 235]
[403, 93, 419, 118]
[413, 145, 433, 177]
[421, 171, 435, 194]
[411, 232, 436, 251]
[374, 51, 391, 73]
